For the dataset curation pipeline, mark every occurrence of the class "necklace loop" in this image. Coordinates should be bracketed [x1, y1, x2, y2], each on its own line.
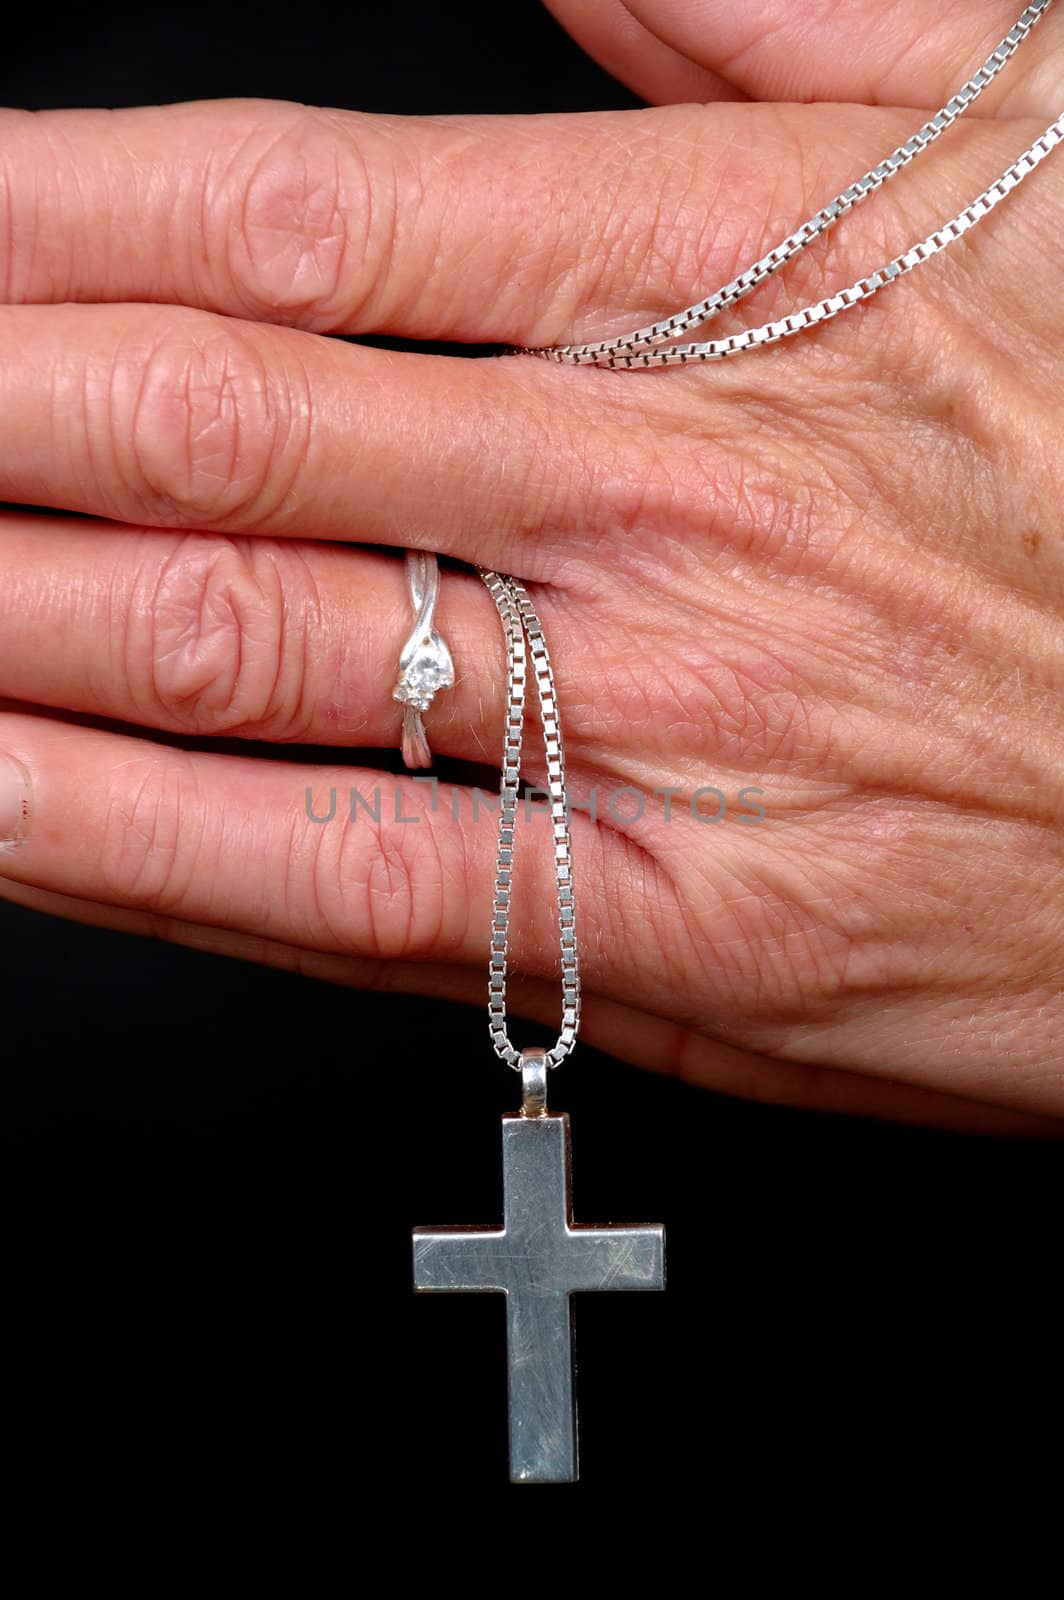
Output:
[520, 1048, 549, 1117]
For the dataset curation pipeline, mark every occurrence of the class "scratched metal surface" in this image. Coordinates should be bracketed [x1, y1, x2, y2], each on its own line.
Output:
[413, 1112, 665, 1482]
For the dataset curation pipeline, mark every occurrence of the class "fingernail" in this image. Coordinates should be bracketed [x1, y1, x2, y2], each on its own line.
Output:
[0, 752, 31, 846]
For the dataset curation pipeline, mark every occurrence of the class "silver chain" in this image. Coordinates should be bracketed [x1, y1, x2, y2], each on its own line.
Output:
[479, 570, 581, 1071]
[526, 0, 1059, 368]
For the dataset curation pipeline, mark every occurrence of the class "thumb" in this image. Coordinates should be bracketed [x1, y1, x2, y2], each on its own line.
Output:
[547, 0, 1062, 119]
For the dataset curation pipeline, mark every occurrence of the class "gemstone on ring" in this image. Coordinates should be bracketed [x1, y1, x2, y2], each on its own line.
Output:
[392, 637, 454, 714]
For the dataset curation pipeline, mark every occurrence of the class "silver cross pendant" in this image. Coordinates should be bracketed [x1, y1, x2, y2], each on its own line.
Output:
[412, 1050, 666, 1482]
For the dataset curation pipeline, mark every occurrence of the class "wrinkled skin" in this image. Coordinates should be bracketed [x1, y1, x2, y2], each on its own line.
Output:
[0, 0, 1062, 1132]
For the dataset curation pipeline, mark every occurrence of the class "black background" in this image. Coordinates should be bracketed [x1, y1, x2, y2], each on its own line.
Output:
[0, 0, 1058, 1535]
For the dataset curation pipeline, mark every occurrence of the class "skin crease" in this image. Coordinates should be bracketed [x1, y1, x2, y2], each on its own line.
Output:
[0, 1, 1063, 1134]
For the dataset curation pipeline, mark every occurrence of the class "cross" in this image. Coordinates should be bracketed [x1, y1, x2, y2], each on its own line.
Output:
[412, 1111, 666, 1483]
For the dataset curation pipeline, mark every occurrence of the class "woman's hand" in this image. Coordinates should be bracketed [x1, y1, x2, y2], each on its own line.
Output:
[1, 1, 1062, 1132]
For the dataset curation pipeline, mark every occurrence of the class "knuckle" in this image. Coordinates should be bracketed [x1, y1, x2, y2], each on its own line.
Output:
[114, 312, 311, 528]
[97, 750, 203, 914]
[709, 836, 896, 1030]
[214, 106, 378, 330]
[135, 533, 321, 738]
[305, 793, 462, 961]
[575, 369, 865, 579]
[580, 413, 811, 562]
[714, 801, 1004, 1044]
[596, 438, 721, 546]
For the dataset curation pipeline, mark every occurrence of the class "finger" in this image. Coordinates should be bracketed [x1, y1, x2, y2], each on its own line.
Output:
[539, 0, 744, 105]
[1, 77, 1056, 352]
[4, 874, 1058, 1137]
[0, 511, 506, 760]
[0, 94, 758, 342]
[0, 301, 598, 571]
[0, 707, 668, 1007]
[616, 0, 1062, 120]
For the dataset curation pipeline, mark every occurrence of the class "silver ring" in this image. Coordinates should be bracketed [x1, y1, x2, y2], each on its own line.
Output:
[392, 549, 454, 769]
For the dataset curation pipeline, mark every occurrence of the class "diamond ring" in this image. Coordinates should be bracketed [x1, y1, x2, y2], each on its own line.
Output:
[392, 549, 455, 769]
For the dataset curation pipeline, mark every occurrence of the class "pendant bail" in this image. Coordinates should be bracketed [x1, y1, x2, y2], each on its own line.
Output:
[520, 1048, 548, 1118]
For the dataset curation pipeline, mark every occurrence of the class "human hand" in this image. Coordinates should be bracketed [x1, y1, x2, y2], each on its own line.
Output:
[0, 2, 1062, 1132]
